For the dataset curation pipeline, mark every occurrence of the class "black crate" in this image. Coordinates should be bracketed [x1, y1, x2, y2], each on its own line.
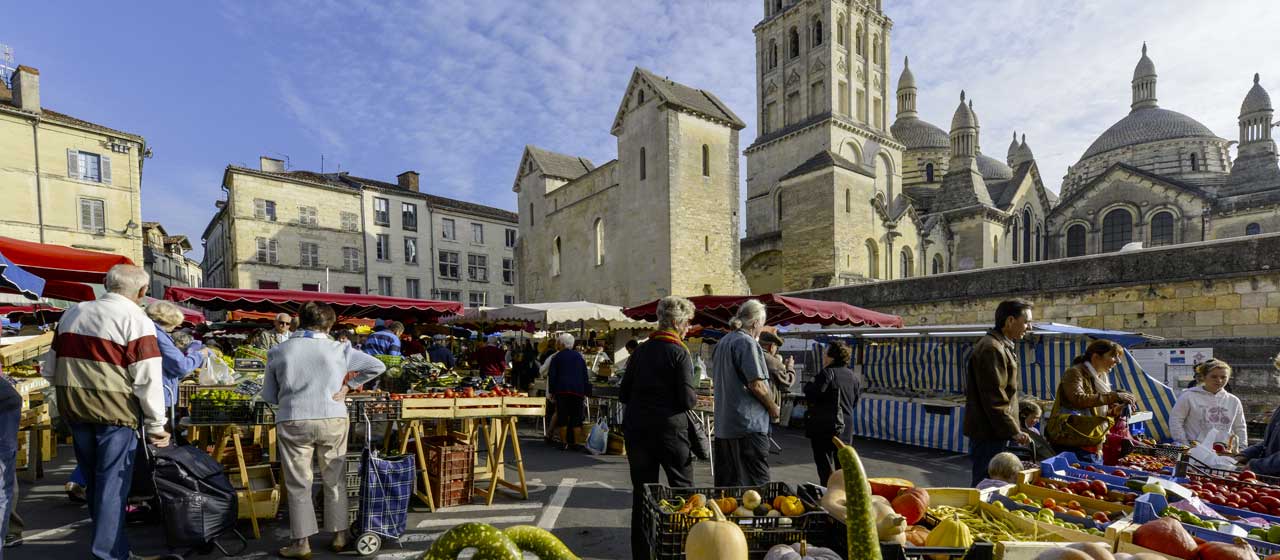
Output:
[253, 402, 277, 425]
[347, 397, 401, 423]
[642, 482, 833, 560]
[188, 399, 255, 424]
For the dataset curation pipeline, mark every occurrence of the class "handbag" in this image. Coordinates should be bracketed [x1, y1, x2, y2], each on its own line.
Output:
[1045, 398, 1112, 449]
[687, 411, 710, 461]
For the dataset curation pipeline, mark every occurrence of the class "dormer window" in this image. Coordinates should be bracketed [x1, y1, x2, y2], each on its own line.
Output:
[637, 90, 645, 105]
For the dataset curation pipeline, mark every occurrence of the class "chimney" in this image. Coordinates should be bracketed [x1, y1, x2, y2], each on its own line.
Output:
[397, 170, 420, 192]
[12, 65, 40, 113]
[259, 156, 285, 173]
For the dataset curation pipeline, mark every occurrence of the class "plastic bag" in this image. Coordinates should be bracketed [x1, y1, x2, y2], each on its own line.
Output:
[1188, 428, 1238, 469]
[585, 422, 609, 455]
[199, 354, 236, 385]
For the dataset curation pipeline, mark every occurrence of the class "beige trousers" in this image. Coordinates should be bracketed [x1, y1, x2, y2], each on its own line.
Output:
[277, 418, 350, 539]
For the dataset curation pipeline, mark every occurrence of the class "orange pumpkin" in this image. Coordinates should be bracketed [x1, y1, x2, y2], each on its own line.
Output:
[891, 488, 930, 525]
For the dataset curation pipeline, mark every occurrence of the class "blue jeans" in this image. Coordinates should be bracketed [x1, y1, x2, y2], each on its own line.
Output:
[969, 438, 1010, 487]
[71, 423, 138, 560]
[0, 405, 18, 560]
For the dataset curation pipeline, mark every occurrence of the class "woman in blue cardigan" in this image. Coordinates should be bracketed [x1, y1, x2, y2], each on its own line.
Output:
[548, 333, 591, 451]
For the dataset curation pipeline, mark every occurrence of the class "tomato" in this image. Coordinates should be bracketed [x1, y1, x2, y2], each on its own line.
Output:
[1090, 480, 1108, 495]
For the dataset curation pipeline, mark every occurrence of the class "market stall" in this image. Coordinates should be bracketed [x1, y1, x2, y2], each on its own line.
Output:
[622, 293, 904, 328]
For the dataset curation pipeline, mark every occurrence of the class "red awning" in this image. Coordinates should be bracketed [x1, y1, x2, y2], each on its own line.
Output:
[227, 310, 374, 328]
[0, 304, 63, 320]
[0, 236, 134, 283]
[42, 279, 97, 302]
[622, 293, 903, 328]
[165, 287, 463, 322]
[141, 297, 205, 325]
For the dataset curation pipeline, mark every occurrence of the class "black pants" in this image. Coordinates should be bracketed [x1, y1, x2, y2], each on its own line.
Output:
[809, 434, 839, 485]
[713, 433, 770, 488]
[626, 416, 694, 560]
[969, 438, 1010, 486]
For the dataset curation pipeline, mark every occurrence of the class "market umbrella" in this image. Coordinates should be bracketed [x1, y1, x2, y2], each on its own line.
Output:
[486, 301, 654, 331]
[142, 296, 206, 325]
[0, 249, 45, 300]
[41, 279, 97, 302]
[0, 236, 133, 283]
[227, 310, 374, 328]
[622, 293, 904, 328]
[165, 286, 463, 323]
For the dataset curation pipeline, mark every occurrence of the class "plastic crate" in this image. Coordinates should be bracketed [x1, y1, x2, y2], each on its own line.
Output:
[253, 402, 276, 425]
[188, 399, 255, 424]
[425, 436, 474, 507]
[176, 383, 237, 408]
[1132, 443, 1188, 462]
[347, 396, 401, 423]
[1133, 491, 1280, 528]
[1132, 493, 1280, 556]
[642, 482, 831, 560]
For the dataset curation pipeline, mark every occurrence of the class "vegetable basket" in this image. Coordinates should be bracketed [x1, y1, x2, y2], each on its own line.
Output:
[642, 482, 832, 559]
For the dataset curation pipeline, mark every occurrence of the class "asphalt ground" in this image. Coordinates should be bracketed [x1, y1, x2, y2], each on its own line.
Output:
[9, 424, 970, 559]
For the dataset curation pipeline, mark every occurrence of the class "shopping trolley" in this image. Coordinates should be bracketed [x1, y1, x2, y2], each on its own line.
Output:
[350, 412, 416, 556]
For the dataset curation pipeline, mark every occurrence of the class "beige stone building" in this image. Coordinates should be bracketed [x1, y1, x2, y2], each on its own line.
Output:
[513, 68, 750, 307]
[142, 222, 201, 298]
[0, 64, 148, 264]
[741, 0, 1280, 293]
[201, 157, 517, 303]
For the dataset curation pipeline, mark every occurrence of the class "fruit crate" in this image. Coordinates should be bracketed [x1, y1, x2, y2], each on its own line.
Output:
[176, 384, 237, 408]
[1182, 455, 1280, 486]
[1131, 493, 1280, 557]
[642, 482, 831, 560]
[188, 399, 255, 424]
[347, 396, 401, 423]
[425, 436, 474, 508]
[1131, 442, 1188, 462]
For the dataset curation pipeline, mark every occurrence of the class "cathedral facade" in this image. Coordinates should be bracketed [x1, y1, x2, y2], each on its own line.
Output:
[741, 0, 1280, 294]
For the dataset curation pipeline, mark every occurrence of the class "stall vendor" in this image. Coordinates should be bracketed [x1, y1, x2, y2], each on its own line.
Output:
[1168, 359, 1246, 448]
[428, 335, 456, 368]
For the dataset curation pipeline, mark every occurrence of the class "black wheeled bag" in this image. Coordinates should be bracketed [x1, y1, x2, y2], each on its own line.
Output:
[149, 443, 247, 556]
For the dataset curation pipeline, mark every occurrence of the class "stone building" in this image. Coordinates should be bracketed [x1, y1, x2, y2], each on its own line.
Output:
[201, 157, 517, 305]
[0, 63, 148, 264]
[513, 68, 749, 306]
[741, 0, 1280, 293]
[141, 222, 201, 298]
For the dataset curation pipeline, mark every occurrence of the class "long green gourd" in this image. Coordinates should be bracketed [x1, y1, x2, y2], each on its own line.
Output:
[423, 522, 521, 560]
[503, 525, 581, 560]
[836, 437, 883, 560]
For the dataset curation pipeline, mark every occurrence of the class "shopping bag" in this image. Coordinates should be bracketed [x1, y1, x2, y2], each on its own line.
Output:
[585, 422, 609, 455]
[199, 354, 235, 385]
[1045, 410, 1111, 448]
[1188, 429, 1238, 469]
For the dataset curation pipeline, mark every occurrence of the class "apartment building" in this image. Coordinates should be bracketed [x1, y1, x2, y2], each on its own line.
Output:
[142, 222, 201, 297]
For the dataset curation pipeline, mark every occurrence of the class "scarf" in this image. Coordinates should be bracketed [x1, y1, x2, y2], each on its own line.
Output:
[649, 329, 687, 351]
[1084, 361, 1113, 394]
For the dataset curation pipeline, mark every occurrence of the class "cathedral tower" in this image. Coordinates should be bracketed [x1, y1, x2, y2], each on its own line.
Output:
[1132, 43, 1158, 111]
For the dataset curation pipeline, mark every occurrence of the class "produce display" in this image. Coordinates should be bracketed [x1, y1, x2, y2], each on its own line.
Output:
[657, 488, 811, 523]
[927, 504, 1048, 543]
[684, 501, 748, 560]
[5, 364, 38, 377]
[1185, 471, 1280, 515]
[1004, 492, 1115, 524]
[189, 389, 251, 404]
[1119, 454, 1178, 473]
[1031, 477, 1141, 505]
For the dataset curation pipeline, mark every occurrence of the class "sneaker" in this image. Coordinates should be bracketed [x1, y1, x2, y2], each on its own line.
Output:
[65, 482, 86, 503]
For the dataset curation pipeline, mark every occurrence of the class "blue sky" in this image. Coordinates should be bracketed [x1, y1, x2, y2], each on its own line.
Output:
[8, 1, 1279, 260]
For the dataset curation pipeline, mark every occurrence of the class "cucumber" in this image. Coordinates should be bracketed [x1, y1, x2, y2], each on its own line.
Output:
[837, 441, 883, 560]
[503, 525, 580, 560]
[423, 522, 521, 560]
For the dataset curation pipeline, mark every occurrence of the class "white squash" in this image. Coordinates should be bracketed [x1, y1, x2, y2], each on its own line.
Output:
[821, 470, 847, 521]
[685, 501, 748, 560]
[870, 496, 907, 544]
[764, 542, 843, 560]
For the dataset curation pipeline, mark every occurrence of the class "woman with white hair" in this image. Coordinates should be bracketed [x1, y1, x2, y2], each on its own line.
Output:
[146, 300, 212, 410]
[547, 332, 590, 451]
[710, 299, 780, 487]
[620, 295, 698, 560]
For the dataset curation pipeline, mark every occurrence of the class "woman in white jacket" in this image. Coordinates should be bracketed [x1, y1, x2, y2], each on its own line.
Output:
[1169, 359, 1247, 448]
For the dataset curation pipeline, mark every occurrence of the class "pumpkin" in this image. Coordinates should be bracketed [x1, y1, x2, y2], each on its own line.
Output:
[1189, 538, 1261, 560]
[777, 495, 806, 517]
[502, 526, 580, 560]
[685, 500, 749, 560]
[424, 522, 522, 560]
[716, 496, 738, 515]
[763, 542, 843, 560]
[679, 493, 707, 514]
[926, 514, 974, 556]
[870, 496, 908, 544]
[905, 526, 930, 547]
[868, 477, 915, 500]
[1133, 516, 1198, 559]
[892, 488, 930, 525]
[835, 437, 883, 560]
[742, 490, 763, 510]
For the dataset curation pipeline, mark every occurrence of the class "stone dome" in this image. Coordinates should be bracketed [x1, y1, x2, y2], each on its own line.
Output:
[891, 117, 949, 150]
[977, 153, 1013, 180]
[898, 56, 916, 90]
[951, 92, 976, 130]
[1133, 43, 1156, 80]
[1242, 73, 1272, 115]
[1080, 106, 1219, 160]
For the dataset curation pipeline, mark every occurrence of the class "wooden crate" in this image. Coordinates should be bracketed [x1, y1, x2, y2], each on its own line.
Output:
[20, 403, 48, 429]
[0, 332, 52, 367]
[401, 397, 456, 419]
[501, 396, 546, 417]
[996, 541, 1105, 560]
[229, 464, 281, 520]
[453, 397, 502, 418]
[1011, 480, 1133, 515]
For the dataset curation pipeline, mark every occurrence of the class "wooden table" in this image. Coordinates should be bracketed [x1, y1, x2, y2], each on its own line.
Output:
[180, 418, 274, 538]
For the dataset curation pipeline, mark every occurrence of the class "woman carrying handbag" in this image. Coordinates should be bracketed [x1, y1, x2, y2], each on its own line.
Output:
[1045, 339, 1137, 463]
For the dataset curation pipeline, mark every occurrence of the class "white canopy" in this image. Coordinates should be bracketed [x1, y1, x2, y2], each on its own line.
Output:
[485, 301, 653, 331]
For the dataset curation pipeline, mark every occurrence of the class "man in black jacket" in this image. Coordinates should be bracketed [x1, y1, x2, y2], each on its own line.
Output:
[803, 340, 864, 484]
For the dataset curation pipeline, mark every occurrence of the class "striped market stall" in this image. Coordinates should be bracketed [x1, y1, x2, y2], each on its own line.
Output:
[798, 323, 1176, 454]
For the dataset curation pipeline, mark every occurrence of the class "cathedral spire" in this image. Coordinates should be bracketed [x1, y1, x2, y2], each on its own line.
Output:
[896, 55, 917, 118]
[950, 91, 978, 161]
[1012, 133, 1035, 168]
[1007, 131, 1020, 166]
[1131, 42, 1158, 111]
[1238, 72, 1275, 155]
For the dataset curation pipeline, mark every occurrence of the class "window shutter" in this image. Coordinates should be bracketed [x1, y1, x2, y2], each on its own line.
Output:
[80, 199, 93, 230]
[94, 201, 105, 232]
[67, 149, 79, 179]
[101, 155, 112, 184]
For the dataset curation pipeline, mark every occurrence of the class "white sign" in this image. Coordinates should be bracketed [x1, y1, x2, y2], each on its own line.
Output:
[1130, 348, 1213, 387]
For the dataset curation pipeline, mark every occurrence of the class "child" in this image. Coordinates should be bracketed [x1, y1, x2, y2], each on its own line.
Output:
[976, 452, 1023, 491]
[1019, 401, 1055, 461]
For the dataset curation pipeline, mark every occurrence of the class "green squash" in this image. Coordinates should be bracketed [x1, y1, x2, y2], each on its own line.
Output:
[503, 525, 580, 560]
[423, 522, 521, 560]
[836, 438, 883, 560]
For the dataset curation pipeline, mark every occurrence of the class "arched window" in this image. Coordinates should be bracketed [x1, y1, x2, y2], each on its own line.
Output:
[931, 254, 944, 275]
[844, 189, 851, 213]
[1035, 225, 1043, 261]
[775, 190, 784, 229]
[552, 236, 562, 276]
[1066, 225, 1087, 257]
[899, 248, 913, 278]
[993, 236, 999, 263]
[1102, 209, 1133, 252]
[1150, 212, 1174, 246]
[925, 162, 935, 183]
[593, 218, 604, 266]
[1012, 222, 1020, 262]
[1189, 153, 1198, 171]
[1022, 209, 1033, 262]
[701, 144, 710, 177]
[637, 89, 645, 105]
[812, 18, 823, 47]
[789, 28, 800, 58]
[837, 20, 846, 47]
[529, 203, 534, 227]
[871, 35, 879, 63]
[768, 40, 778, 70]
[865, 240, 879, 279]
[1247, 223, 1262, 236]
[773, 0, 782, 14]
[855, 24, 864, 56]
[639, 147, 646, 180]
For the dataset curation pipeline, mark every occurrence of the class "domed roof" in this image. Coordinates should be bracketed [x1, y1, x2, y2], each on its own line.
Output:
[977, 153, 1013, 180]
[1007, 132, 1020, 161]
[891, 117, 949, 150]
[951, 91, 976, 130]
[1080, 107, 1219, 161]
[1242, 73, 1272, 115]
[1133, 43, 1156, 81]
[898, 56, 915, 90]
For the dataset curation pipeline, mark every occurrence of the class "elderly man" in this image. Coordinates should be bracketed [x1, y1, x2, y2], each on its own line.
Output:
[363, 320, 403, 356]
[758, 331, 796, 420]
[46, 265, 168, 560]
[964, 299, 1034, 485]
[250, 312, 293, 350]
[547, 333, 590, 451]
[711, 299, 780, 487]
[428, 335, 457, 368]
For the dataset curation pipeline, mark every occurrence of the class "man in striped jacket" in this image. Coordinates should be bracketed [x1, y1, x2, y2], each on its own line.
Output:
[47, 264, 168, 560]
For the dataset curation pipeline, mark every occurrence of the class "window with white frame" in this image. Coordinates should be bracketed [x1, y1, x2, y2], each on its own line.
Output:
[254, 199, 277, 221]
[255, 237, 278, 264]
[469, 291, 487, 307]
[402, 203, 418, 231]
[505, 229, 517, 248]
[438, 250, 460, 279]
[442, 218, 456, 240]
[468, 254, 488, 282]
[79, 198, 106, 233]
[68, 149, 110, 183]
[340, 211, 359, 231]
[435, 289, 461, 302]
[374, 197, 390, 226]
[377, 276, 393, 296]
[298, 206, 318, 225]
[300, 242, 320, 267]
[404, 237, 418, 265]
[502, 258, 514, 285]
[376, 234, 391, 261]
[472, 223, 484, 244]
[342, 247, 360, 272]
[405, 278, 421, 299]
